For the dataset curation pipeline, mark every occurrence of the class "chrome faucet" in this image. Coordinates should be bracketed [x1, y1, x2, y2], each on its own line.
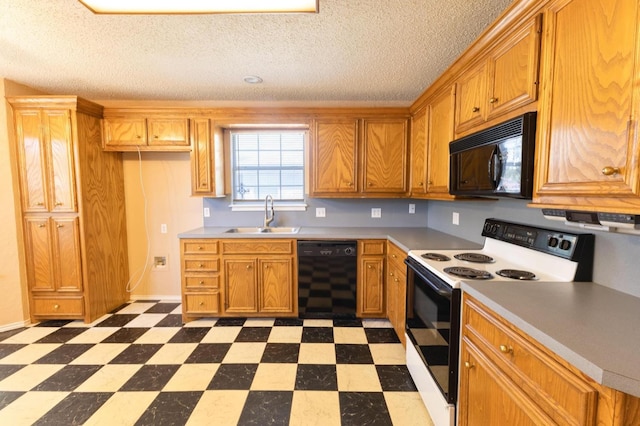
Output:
[264, 194, 275, 228]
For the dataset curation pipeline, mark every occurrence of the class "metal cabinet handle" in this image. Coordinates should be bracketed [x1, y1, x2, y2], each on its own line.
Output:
[368, 182, 373, 186]
[198, 263, 204, 268]
[199, 301, 204, 306]
[56, 224, 64, 228]
[53, 304, 60, 310]
[418, 182, 423, 187]
[246, 264, 251, 270]
[601, 166, 620, 176]
[389, 272, 394, 277]
[55, 201, 63, 206]
[464, 361, 474, 369]
[36, 202, 44, 206]
[367, 265, 372, 269]
[489, 97, 499, 104]
[197, 246, 203, 250]
[38, 223, 46, 228]
[499, 344, 513, 354]
[472, 106, 480, 112]
[199, 280, 205, 285]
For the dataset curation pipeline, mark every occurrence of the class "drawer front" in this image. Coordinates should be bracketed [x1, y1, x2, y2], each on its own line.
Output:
[221, 239, 294, 255]
[387, 242, 407, 269]
[464, 297, 597, 425]
[32, 297, 84, 316]
[184, 293, 220, 314]
[184, 275, 220, 290]
[183, 240, 218, 255]
[359, 240, 386, 256]
[183, 258, 219, 272]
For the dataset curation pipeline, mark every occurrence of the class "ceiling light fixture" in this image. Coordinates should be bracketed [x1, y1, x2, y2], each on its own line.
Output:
[243, 76, 264, 84]
[78, 0, 319, 14]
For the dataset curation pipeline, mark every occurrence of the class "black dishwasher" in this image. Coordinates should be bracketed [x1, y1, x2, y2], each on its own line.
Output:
[297, 241, 357, 318]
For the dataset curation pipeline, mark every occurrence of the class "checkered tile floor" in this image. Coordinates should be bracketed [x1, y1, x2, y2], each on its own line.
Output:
[0, 301, 433, 425]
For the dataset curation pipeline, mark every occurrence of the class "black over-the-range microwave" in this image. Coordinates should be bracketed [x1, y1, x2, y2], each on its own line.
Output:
[449, 112, 537, 199]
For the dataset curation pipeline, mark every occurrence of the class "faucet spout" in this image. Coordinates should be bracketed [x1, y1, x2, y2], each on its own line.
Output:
[264, 194, 275, 228]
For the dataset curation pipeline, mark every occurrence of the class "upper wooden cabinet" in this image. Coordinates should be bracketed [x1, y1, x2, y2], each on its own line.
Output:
[190, 119, 225, 197]
[103, 116, 190, 151]
[532, 0, 640, 214]
[454, 14, 542, 135]
[310, 116, 409, 197]
[409, 107, 428, 195]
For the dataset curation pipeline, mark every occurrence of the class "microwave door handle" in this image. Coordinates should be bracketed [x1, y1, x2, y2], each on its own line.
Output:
[488, 146, 503, 189]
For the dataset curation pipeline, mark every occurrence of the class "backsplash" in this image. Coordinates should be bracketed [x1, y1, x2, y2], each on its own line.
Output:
[203, 197, 429, 228]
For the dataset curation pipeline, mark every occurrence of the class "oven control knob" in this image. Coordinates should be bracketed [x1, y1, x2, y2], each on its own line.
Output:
[548, 237, 559, 248]
[560, 240, 572, 250]
[344, 247, 356, 256]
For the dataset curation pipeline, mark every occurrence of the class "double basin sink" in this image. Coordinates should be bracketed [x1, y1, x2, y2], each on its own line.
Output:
[225, 227, 300, 234]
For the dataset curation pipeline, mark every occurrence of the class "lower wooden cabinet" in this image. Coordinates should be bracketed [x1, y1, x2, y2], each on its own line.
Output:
[386, 242, 407, 346]
[357, 240, 386, 317]
[459, 295, 640, 426]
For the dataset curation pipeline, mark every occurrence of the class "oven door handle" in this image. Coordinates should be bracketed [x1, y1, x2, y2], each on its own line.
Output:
[405, 258, 453, 297]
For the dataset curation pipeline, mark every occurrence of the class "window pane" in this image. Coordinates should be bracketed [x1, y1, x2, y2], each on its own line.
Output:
[237, 151, 258, 167]
[282, 151, 303, 166]
[259, 151, 281, 166]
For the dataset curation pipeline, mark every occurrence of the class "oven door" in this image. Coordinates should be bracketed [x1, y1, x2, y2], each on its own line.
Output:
[405, 257, 460, 404]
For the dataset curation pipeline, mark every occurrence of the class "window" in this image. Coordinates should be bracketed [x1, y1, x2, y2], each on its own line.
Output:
[231, 130, 305, 202]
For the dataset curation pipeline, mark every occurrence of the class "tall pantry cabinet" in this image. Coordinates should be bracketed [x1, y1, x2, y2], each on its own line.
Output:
[9, 96, 129, 323]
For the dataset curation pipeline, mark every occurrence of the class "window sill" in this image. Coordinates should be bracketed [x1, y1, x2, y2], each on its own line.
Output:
[229, 202, 308, 212]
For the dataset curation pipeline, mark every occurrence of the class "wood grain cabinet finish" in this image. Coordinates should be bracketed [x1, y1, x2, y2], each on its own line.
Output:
[409, 107, 428, 196]
[310, 118, 359, 195]
[454, 15, 542, 135]
[103, 116, 190, 151]
[9, 96, 129, 323]
[357, 240, 386, 317]
[459, 295, 640, 426]
[180, 239, 221, 321]
[190, 119, 225, 197]
[386, 242, 407, 346]
[532, 0, 640, 213]
[362, 119, 408, 194]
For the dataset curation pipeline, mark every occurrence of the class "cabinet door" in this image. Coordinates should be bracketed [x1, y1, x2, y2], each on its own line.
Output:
[358, 257, 385, 316]
[362, 119, 408, 194]
[455, 62, 487, 133]
[15, 110, 48, 212]
[534, 0, 640, 209]
[224, 258, 258, 313]
[259, 258, 294, 313]
[191, 118, 213, 194]
[44, 110, 76, 213]
[52, 217, 82, 292]
[487, 15, 542, 120]
[410, 107, 428, 195]
[427, 86, 456, 197]
[103, 118, 147, 147]
[311, 119, 359, 195]
[24, 217, 55, 292]
[147, 118, 190, 147]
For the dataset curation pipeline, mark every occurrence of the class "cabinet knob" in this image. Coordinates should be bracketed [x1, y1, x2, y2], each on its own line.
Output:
[472, 106, 480, 112]
[53, 304, 60, 310]
[36, 202, 44, 206]
[154, 135, 159, 139]
[392, 254, 397, 259]
[489, 97, 499, 104]
[389, 272, 394, 277]
[601, 166, 620, 176]
[499, 344, 513, 354]
[38, 223, 46, 228]
[199, 301, 204, 306]
[56, 224, 64, 228]
[348, 182, 353, 186]
[198, 263, 204, 268]
[246, 264, 251, 270]
[464, 361, 474, 369]
[199, 280, 205, 285]
[368, 182, 373, 187]
[367, 265, 372, 269]
[137, 135, 142, 139]
[197, 246, 203, 250]
[55, 201, 63, 206]
[394, 278, 399, 283]
[264, 264, 269, 269]
[428, 180, 433, 185]
[418, 182, 423, 187]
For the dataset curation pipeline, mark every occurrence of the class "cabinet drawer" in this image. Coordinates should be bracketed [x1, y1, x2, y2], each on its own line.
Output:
[387, 242, 407, 268]
[184, 293, 220, 315]
[183, 240, 218, 255]
[32, 297, 84, 316]
[464, 297, 597, 425]
[183, 259, 219, 272]
[359, 240, 386, 255]
[184, 275, 219, 290]
[221, 239, 294, 255]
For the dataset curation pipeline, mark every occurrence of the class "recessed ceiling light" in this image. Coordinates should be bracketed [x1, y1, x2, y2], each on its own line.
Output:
[243, 76, 264, 84]
[78, 0, 319, 14]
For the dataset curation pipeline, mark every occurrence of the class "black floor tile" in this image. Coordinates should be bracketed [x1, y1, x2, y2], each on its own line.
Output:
[339, 392, 392, 426]
[294, 364, 337, 391]
[238, 391, 293, 426]
[235, 327, 272, 342]
[364, 328, 401, 343]
[0, 391, 24, 410]
[109, 344, 163, 364]
[144, 303, 180, 314]
[274, 318, 303, 326]
[260, 343, 299, 363]
[33, 344, 94, 364]
[214, 318, 247, 327]
[0, 364, 25, 381]
[208, 364, 258, 390]
[185, 343, 231, 363]
[154, 314, 183, 327]
[96, 314, 139, 328]
[301, 327, 334, 343]
[101, 328, 150, 343]
[135, 391, 203, 426]
[376, 365, 417, 391]
[120, 364, 180, 391]
[0, 328, 27, 342]
[167, 327, 209, 343]
[33, 392, 112, 426]
[333, 318, 363, 327]
[35, 328, 87, 344]
[336, 344, 374, 364]
[32, 364, 103, 391]
[0, 344, 26, 360]
[34, 319, 75, 328]
[109, 303, 130, 314]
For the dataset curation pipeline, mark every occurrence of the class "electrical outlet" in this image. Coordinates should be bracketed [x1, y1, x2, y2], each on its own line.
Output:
[371, 208, 382, 218]
[160, 224, 167, 234]
[452, 212, 460, 225]
[409, 204, 416, 214]
[316, 207, 326, 218]
[203, 207, 210, 218]
[153, 256, 167, 270]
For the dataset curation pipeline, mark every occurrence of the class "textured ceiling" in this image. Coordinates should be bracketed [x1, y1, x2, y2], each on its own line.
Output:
[0, 0, 513, 106]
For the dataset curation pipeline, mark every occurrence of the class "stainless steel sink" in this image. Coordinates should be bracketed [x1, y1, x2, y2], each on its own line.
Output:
[224, 227, 300, 234]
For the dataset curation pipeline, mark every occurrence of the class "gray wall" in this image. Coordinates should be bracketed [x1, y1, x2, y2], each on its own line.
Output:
[427, 199, 640, 298]
[203, 197, 430, 228]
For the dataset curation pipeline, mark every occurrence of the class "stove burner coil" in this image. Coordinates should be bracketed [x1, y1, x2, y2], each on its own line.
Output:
[496, 269, 537, 280]
[443, 267, 493, 280]
[420, 253, 451, 261]
[454, 253, 495, 263]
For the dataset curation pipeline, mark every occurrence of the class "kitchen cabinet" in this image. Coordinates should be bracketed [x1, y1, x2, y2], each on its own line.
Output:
[310, 116, 409, 197]
[459, 295, 640, 426]
[409, 107, 428, 196]
[180, 239, 221, 321]
[425, 85, 457, 199]
[102, 115, 191, 151]
[386, 242, 407, 346]
[357, 240, 386, 317]
[532, 0, 640, 214]
[190, 118, 225, 197]
[454, 14, 542, 134]
[9, 96, 129, 323]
